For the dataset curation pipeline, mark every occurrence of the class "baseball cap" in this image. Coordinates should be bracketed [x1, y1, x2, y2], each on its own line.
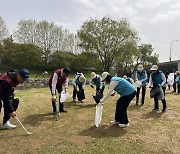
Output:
[63, 67, 71, 76]
[19, 69, 30, 82]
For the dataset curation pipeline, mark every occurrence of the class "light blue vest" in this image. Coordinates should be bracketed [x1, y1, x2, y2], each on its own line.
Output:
[111, 77, 135, 96]
[150, 71, 164, 86]
[75, 75, 86, 86]
[92, 75, 105, 88]
[136, 70, 147, 86]
[177, 75, 180, 84]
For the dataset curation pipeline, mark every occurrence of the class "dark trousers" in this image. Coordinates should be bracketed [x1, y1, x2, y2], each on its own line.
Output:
[136, 86, 146, 104]
[73, 85, 82, 100]
[154, 87, 167, 110]
[115, 91, 136, 124]
[49, 86, 63, 112]
[173, 82, 177, 92]
[178, 84, 180, 93]
[96, 87, 105, 96]
[0, 96, 19, 124]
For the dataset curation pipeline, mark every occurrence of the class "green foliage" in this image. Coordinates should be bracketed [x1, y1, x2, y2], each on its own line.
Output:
[78, 17, 139, 71]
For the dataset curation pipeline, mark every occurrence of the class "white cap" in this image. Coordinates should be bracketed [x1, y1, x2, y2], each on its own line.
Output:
[101, 72, 110, 81]
[150, 65, 158, 71]
[91, 72, 96, 79]
[123, 75, 127, 79]
[79, 75, 85, 83]
[137, 64, 143, 71]
[175, 71, 179, 75]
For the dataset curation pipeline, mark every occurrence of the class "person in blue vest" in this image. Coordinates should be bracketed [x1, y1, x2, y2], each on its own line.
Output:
[0, 69, 30, 130]
[175, 71, 180, 94]
[99, 72, 136, 128]
[72, 73, 86, 103]
[123, 75, 134, 84]
[89, 72, 105, 96]
[149, 65, 167, 112]
[135, 64, 147, 105]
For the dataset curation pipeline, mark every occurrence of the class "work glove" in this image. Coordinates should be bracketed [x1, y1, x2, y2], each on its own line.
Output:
[52, 94, 57, 101]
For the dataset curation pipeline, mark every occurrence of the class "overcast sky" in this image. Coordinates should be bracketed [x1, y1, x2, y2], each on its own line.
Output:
[1, 0, 180, 62]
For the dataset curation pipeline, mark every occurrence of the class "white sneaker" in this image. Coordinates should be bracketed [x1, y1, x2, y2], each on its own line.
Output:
[119, 123, 130, 128]
[0, 121, 16, 130]
[110, 120, 119, 125]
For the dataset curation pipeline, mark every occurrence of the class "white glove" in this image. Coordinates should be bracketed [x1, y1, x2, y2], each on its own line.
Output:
[52, 94, 56, 101]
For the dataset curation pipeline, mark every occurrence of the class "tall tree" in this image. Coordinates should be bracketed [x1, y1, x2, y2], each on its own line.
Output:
[0, 17, 9, 42]
[78, 17, 138, 72]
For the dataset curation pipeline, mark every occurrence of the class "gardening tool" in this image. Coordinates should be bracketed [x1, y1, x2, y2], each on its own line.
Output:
[15, 117, 32, 135]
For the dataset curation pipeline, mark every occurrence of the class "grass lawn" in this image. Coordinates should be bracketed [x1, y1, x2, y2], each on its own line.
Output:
[0, 86, 180, 154]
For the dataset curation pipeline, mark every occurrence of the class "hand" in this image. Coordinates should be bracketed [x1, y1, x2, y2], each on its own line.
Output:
[52, 95, 56, 101]
[90, 85, 94, 88]
[10, 111, 16, 118]
[110, 92, 115, 96]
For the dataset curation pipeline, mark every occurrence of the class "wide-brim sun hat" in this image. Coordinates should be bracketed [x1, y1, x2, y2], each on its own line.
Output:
[79, 76, 85, 82]
[150, 65, 158, 71]
[101, 72, 110, 81]
[91, 72, 96, 79]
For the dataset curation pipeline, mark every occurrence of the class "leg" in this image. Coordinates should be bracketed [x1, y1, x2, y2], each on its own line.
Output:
[136, 87, 140, 105]
[173, 82, 176, 92]
[153, 97, 159, 111]
[141, 86, 146, 104]
[161, 98, 167, 111]
[2, 102, 11, 124]
[73, 85, 77, 101]
[57, 86, 66, 112]
[177, 84, 180, 93]
[115, 92, 136, 124]
[49, 86, 58, 114]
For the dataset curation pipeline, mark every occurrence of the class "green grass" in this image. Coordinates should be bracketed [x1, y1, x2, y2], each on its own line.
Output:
[0, 86, 180, 154]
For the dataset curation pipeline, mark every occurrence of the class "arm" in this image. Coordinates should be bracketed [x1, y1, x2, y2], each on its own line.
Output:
[100, 81, 119, 103]
[51, 73, 58, 95]
[72, 77, 77, 87]
[135, 71, 138, 81]
[82, 79, 86, 88]
[149, 74, 153, 87]
[161, 73, 166, 86]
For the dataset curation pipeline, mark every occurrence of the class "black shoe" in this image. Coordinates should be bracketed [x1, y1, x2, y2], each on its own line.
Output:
[162, 108, 167, 112]
[60, 110, 67, 113]
[152, 108, 159, 111]
[80, 100, 83, 103]
[136, 102, 139, 105]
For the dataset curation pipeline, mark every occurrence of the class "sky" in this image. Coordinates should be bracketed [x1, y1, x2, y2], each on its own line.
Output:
[0, 0, 180, 62]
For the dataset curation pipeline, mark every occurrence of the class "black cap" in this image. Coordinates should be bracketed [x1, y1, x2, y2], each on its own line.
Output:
[19, 69, 30, 82]
[63, 67, 71, 74]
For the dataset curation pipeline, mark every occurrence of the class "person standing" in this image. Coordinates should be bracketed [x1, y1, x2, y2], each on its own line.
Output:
[175, 71, 180, 94]
[72, 73, 86, 103]
[149, 65, 167, 112]
[135, 64, 147, 105]
[49, 67, 71, 115]
[99, 72, 136, 128]
[89, 72, 105, 96]
[0, 69, 30, 129]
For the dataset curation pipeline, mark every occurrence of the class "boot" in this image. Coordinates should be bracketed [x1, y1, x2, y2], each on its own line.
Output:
[59, 102, 67, 113]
